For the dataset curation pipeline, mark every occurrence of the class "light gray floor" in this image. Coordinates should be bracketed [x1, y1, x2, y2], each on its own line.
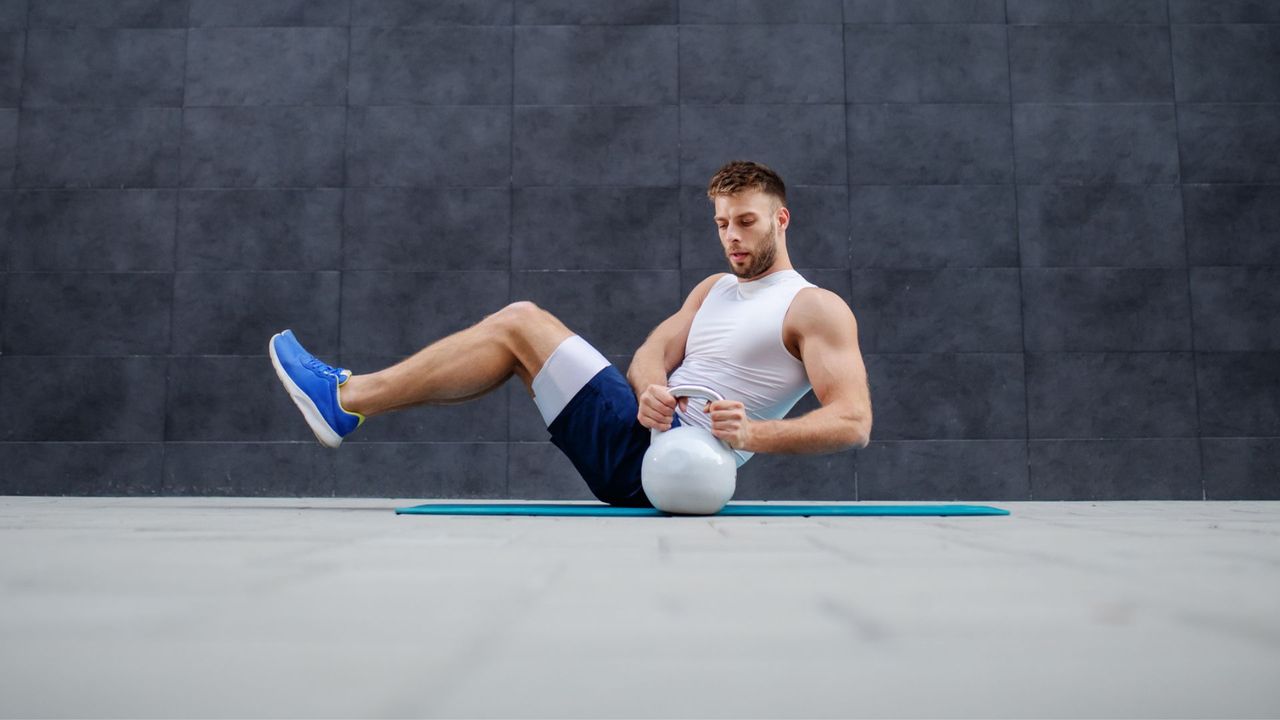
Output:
[1, 497, 1278, 719]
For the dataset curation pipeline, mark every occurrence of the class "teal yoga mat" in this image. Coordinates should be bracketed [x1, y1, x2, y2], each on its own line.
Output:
[395, 503, 1010, 517]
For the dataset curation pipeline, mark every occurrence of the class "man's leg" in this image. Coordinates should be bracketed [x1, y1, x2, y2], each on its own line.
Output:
[340, 301, 573, 417]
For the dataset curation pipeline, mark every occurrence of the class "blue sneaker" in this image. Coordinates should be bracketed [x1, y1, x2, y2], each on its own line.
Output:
[269, 329, 364, 448]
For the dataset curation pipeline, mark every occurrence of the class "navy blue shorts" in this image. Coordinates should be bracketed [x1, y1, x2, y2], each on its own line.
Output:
[547, 365, 682, 508]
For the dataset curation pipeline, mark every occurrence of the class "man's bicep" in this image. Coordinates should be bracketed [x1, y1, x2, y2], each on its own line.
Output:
[800, 298, 871, 417]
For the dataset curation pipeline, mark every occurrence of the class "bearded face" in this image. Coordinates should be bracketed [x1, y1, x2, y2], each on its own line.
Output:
[715, 189, 784, 281]
[728, 218, 778, 280]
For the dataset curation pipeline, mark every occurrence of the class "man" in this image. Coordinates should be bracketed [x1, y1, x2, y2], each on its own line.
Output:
[270, 160, 872, 507]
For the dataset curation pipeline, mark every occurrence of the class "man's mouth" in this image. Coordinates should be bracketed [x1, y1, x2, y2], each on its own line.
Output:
[730, 252, 748, 262]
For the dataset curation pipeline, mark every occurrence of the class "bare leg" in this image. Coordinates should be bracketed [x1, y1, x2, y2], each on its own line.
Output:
[338, 301, 573, 418]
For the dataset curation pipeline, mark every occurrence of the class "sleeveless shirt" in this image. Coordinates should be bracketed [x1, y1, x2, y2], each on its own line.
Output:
[666, 269, 818, 467]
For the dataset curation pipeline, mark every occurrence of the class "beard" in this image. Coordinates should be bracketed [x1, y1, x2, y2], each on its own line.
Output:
[730, 220, 778, 280]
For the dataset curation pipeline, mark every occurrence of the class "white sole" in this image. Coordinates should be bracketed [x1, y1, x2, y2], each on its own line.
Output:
[269, 333, 343, 449]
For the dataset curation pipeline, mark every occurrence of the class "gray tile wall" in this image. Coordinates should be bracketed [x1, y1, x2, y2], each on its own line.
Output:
[1, 0, 1276, 500]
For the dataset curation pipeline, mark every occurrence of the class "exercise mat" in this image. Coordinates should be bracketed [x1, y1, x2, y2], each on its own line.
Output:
[395, 502, 1010, 517]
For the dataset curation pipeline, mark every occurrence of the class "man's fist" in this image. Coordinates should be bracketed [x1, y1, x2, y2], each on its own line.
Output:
[704, 399, 751, 449]
[637, 384, 681, 431]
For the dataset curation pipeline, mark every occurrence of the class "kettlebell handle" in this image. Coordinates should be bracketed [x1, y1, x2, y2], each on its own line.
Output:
[651, 385, 733, 454]
[666, 384, 724, 426]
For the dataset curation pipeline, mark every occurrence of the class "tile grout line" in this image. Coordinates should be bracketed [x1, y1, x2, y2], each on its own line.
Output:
[335, 0, 354, 498]
[1165, 0, 1207, 501]
[1003, 0, 1034, 501]
[158, 2, 194, 495]
[506, 8, 514, 499]
[840, 0, 858, 502]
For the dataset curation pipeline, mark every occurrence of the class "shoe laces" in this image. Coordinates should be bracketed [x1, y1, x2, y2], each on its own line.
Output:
[302, 355, 339, 379]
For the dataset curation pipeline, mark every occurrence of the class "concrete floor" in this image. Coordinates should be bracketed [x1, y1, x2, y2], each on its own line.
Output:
[1, 498, 1278, 719]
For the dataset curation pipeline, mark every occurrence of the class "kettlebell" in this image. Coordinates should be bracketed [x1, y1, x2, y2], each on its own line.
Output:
[641, 384, 738, 515]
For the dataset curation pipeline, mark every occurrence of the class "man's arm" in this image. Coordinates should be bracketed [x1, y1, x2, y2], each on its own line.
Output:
[704, 288, 872, 452]
[627, 274, 726, 429]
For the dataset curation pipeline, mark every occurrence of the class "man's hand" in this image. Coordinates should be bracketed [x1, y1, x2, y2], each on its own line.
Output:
[637, 384, 681, 431]
[705, 400, 751, 449]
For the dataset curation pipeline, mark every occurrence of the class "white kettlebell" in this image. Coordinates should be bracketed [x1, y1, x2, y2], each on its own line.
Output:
[641, 384, 738, 515]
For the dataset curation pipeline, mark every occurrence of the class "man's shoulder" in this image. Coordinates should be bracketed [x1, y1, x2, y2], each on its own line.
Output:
[788, 286, 856, 332]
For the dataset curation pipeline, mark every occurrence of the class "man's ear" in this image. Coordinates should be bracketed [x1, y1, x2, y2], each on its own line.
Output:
[776, 205, 790, 232]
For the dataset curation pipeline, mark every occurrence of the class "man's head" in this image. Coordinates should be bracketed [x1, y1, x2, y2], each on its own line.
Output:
[706, 161, 790, 280]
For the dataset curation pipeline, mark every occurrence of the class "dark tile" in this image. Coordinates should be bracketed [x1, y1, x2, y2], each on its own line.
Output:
[0, 356, 167, 441]
[340, 271, 510, 356]
[351, 27, 511, 105]
[515, 26, 675, 105]
[189, 0, 352, 27]
[23, 29, 185, 107]
[1013, 104, 1179, 184]
[333, 442, 508, 498]
[0, 109, 12, 187]
[845, 24, 1008, 103]
[1170, 0, 1280, 23]
[862, 353, 1026, 440]
[177, 189, 343, 271]
[850, 268, 1022, 353]
[509, 352, 630, 441]
[172, 271, 341, 355]
[681, 25, 843, 104]
[515, 0, 675, 24]
[1197, 353, 1280, 437]
[337, 354, 510, 442]
[352, 0, 512, 26]
[1184, 185, 1280, 266]
[0, 442, 164, 495]
[0, 0, 24, 29]
[186, 28, 348, 106]
[1021, 268, 1191, 351]
[1178, 104, 1280, 184]
[682, 105, 845, 185]
[511, 270, 680, 355]
[181, 107, 346, 188]
[28, 0, 189, 27]
[9, 190, 177, 270]
[344, 188, 510, 270]
[17, 108, 182, 188]
[0, 191, 9, 267]
[1007, 0, 1167, 23]
[514, 187, 678, 270]
[3, 272, 171, 355]
[734, 450, 857, 501]
[1191, 268, 1280, 351]
[1173, 25, 1280, 103]
[848, 104, 1012, 185]
[167, 355, 321, 441]
[347, 106, 511, 187]
[681, 0, 840, 23]
[1026, 353, 1198, 437]
[0, 32, 23, 107]
[1029, 439, 1201, 500]
[857, 440, 1028, 501]
[849, 185, 1018, 268]
[1009, 25, 1172, 103]
[1017, 185, 1185, 267]
[515, 106, 677, 187]
[1201, 438, 1280, 500]
[843, 0, 1005, 22]
[508, 441, 597, 500]
[162, 442, 335, 496]
[683, 185, 849, 270]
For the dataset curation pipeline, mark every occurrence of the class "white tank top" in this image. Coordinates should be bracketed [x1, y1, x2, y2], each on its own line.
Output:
[667, 269, 817, 467]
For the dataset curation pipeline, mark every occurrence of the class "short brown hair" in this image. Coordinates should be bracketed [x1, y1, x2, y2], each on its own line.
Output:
[706, 160, 787, 207]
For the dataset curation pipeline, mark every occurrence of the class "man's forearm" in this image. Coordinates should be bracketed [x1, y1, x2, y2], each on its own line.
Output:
[743, 405, 869, 454]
